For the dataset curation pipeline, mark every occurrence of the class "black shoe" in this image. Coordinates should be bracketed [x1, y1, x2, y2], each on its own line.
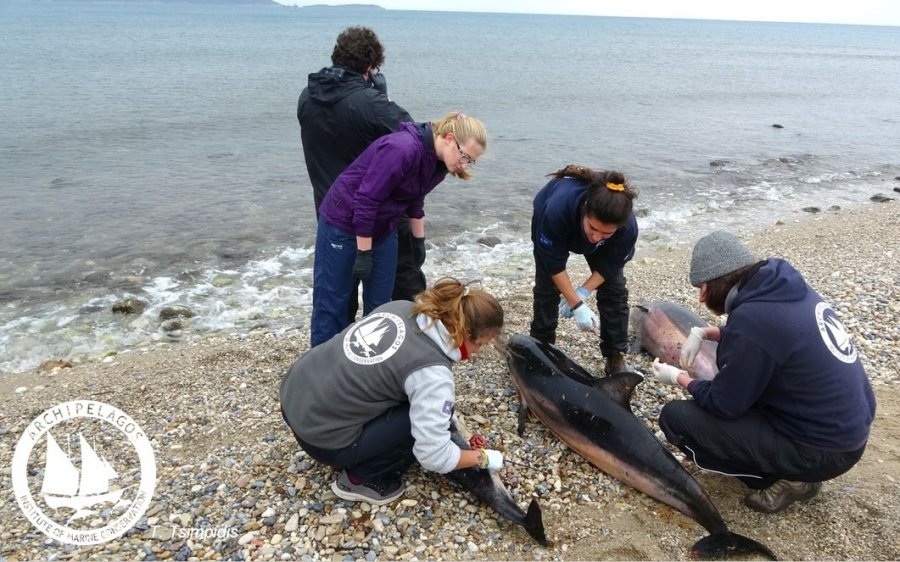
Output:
[604, 353, 628, 375]
[744, 480, 822, 513]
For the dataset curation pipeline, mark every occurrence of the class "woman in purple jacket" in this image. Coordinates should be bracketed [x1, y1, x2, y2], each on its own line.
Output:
[311, 112, 487, 346]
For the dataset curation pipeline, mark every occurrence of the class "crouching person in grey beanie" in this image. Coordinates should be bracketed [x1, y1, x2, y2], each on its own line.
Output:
[652, 231, 876, 514]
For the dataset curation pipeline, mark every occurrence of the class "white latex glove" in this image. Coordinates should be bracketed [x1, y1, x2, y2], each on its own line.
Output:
[652, 358, 683, 386]
[559, 286, 591, 318]
[573, 304, 599, 332]
[484, 449, 503, 471]
[680, 326, 707, 369]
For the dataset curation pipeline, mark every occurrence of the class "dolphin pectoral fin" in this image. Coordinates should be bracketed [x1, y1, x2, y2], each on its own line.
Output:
[691, 531, 777, 561]
[516, 399, 530, 436]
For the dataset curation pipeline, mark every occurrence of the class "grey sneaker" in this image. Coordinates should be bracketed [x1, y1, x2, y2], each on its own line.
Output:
[331, 470, 405, 506]
[744, 480, 822, 513]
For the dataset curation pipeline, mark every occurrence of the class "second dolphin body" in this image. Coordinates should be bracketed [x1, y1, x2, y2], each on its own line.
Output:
[445, 410, 548, 545]
[630, 301, 719, 380]
[506, 334, 775, 560]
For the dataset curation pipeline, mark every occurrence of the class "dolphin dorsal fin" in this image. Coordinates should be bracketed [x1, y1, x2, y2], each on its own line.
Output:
[593, 372, 644, 412]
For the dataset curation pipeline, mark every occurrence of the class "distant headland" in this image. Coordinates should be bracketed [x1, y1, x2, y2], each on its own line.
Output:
[43, 0, 386, 6]
[292, 3, 385, 10]
[50, 0, 285, 5]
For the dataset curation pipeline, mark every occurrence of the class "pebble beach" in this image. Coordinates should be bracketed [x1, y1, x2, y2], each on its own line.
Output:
[1, 201, 898, 561]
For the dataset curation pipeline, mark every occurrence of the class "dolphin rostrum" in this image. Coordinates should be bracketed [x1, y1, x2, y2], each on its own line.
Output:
[630, 301, 719, 380]
[445, 410, 549, 546]
[506, 334, 775, 560]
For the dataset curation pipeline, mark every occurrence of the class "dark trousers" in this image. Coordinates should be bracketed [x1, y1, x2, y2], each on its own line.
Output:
[283, 403, 416, 483]
[344, 216, 426, 323]
[392, 215, 427, 301]
[659, 400, 866, 489]
[529, 251, 630, 357]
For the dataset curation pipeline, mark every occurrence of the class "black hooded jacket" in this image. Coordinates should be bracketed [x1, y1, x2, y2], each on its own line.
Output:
[297, 66, 413, 212]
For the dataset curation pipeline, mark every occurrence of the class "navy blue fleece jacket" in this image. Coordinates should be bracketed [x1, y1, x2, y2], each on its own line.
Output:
[687, 258, 875, 452]
[531, 176, 637, 279]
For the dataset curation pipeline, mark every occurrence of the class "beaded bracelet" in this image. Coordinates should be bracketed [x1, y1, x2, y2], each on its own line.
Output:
[477, 449, 489, 469]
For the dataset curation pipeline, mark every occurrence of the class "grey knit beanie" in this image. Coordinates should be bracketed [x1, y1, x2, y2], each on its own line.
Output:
[689, 231, 757, 287]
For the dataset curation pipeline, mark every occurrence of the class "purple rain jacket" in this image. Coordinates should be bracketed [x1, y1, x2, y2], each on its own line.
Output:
[319, 121, 448, 242]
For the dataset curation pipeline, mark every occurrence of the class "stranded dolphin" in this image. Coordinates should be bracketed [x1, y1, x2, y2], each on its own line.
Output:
[506, 334, 775, 560]
[630, 301, 719, 380]
[446, 411, 548, 546]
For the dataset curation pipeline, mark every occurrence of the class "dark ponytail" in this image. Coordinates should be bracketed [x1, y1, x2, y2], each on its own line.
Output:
[548, 165, 638, 226]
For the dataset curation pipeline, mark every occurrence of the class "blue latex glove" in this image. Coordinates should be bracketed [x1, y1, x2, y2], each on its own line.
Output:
[573, 302, 599, 332]
[559, 286, 592, 318]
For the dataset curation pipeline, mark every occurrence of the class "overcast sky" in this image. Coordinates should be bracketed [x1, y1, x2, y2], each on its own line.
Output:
[277, 0, 899, 26]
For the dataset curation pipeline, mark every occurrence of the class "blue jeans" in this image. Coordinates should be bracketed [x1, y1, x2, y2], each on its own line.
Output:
[311, 220, 398, 347]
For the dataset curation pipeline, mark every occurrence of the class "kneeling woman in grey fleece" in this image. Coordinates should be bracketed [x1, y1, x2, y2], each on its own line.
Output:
[280, 277, 505, 506]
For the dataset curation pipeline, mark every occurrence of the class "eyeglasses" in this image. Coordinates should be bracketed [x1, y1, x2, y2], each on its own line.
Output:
[454, 139, 476, 167]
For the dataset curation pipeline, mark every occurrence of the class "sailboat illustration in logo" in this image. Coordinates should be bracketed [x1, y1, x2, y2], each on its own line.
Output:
[350, 318, 391, 357]
[343, 312, 405, 364]
[41, 432, 126, 518]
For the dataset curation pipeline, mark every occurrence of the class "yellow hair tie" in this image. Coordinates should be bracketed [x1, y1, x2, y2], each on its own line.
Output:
[463, 287, 470, 297]
[606, 182, 625, 192]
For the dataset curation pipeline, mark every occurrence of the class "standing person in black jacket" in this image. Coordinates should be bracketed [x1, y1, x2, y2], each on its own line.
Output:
[297, 26, 425, 315]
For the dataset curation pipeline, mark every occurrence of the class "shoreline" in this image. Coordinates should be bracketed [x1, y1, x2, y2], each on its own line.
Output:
[0, 200, 897, 560]
[2, 192, 894, 378]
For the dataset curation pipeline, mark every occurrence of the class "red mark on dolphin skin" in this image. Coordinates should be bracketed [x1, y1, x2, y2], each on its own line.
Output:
[469, 435, 488, 449]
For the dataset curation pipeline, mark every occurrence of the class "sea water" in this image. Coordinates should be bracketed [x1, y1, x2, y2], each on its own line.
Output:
[1, 1, 898, 372]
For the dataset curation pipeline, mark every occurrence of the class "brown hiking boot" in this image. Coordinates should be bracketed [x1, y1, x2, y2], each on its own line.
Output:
[604, 353, 628, 376]
[744, 480, 822, 513]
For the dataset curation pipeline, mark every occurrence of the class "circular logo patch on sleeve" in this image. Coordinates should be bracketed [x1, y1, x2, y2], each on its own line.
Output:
[815, 301, 858, 364]
[343, 312, 406, 364]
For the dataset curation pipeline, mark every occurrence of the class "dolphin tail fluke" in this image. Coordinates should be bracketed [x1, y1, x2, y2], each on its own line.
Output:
[523, 497, 549, 546]
[691, 531, 777, 560]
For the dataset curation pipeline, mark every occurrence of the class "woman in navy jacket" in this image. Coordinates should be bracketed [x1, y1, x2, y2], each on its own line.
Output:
[529, 165, 638, 375]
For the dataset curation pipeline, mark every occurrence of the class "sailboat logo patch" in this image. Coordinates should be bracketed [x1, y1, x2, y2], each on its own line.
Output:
[344, 312, 406, 365]
[815, 301, 858, 364]
[12, 400, 156, 545]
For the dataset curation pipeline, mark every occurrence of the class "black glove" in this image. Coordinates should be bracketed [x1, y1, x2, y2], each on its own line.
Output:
[353, 250, 373, 281]
[369, 71, 388, 95]
[411, 237, 426, 268]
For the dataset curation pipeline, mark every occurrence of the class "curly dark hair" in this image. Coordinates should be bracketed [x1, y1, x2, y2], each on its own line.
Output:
[331, 26, 385, 74]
